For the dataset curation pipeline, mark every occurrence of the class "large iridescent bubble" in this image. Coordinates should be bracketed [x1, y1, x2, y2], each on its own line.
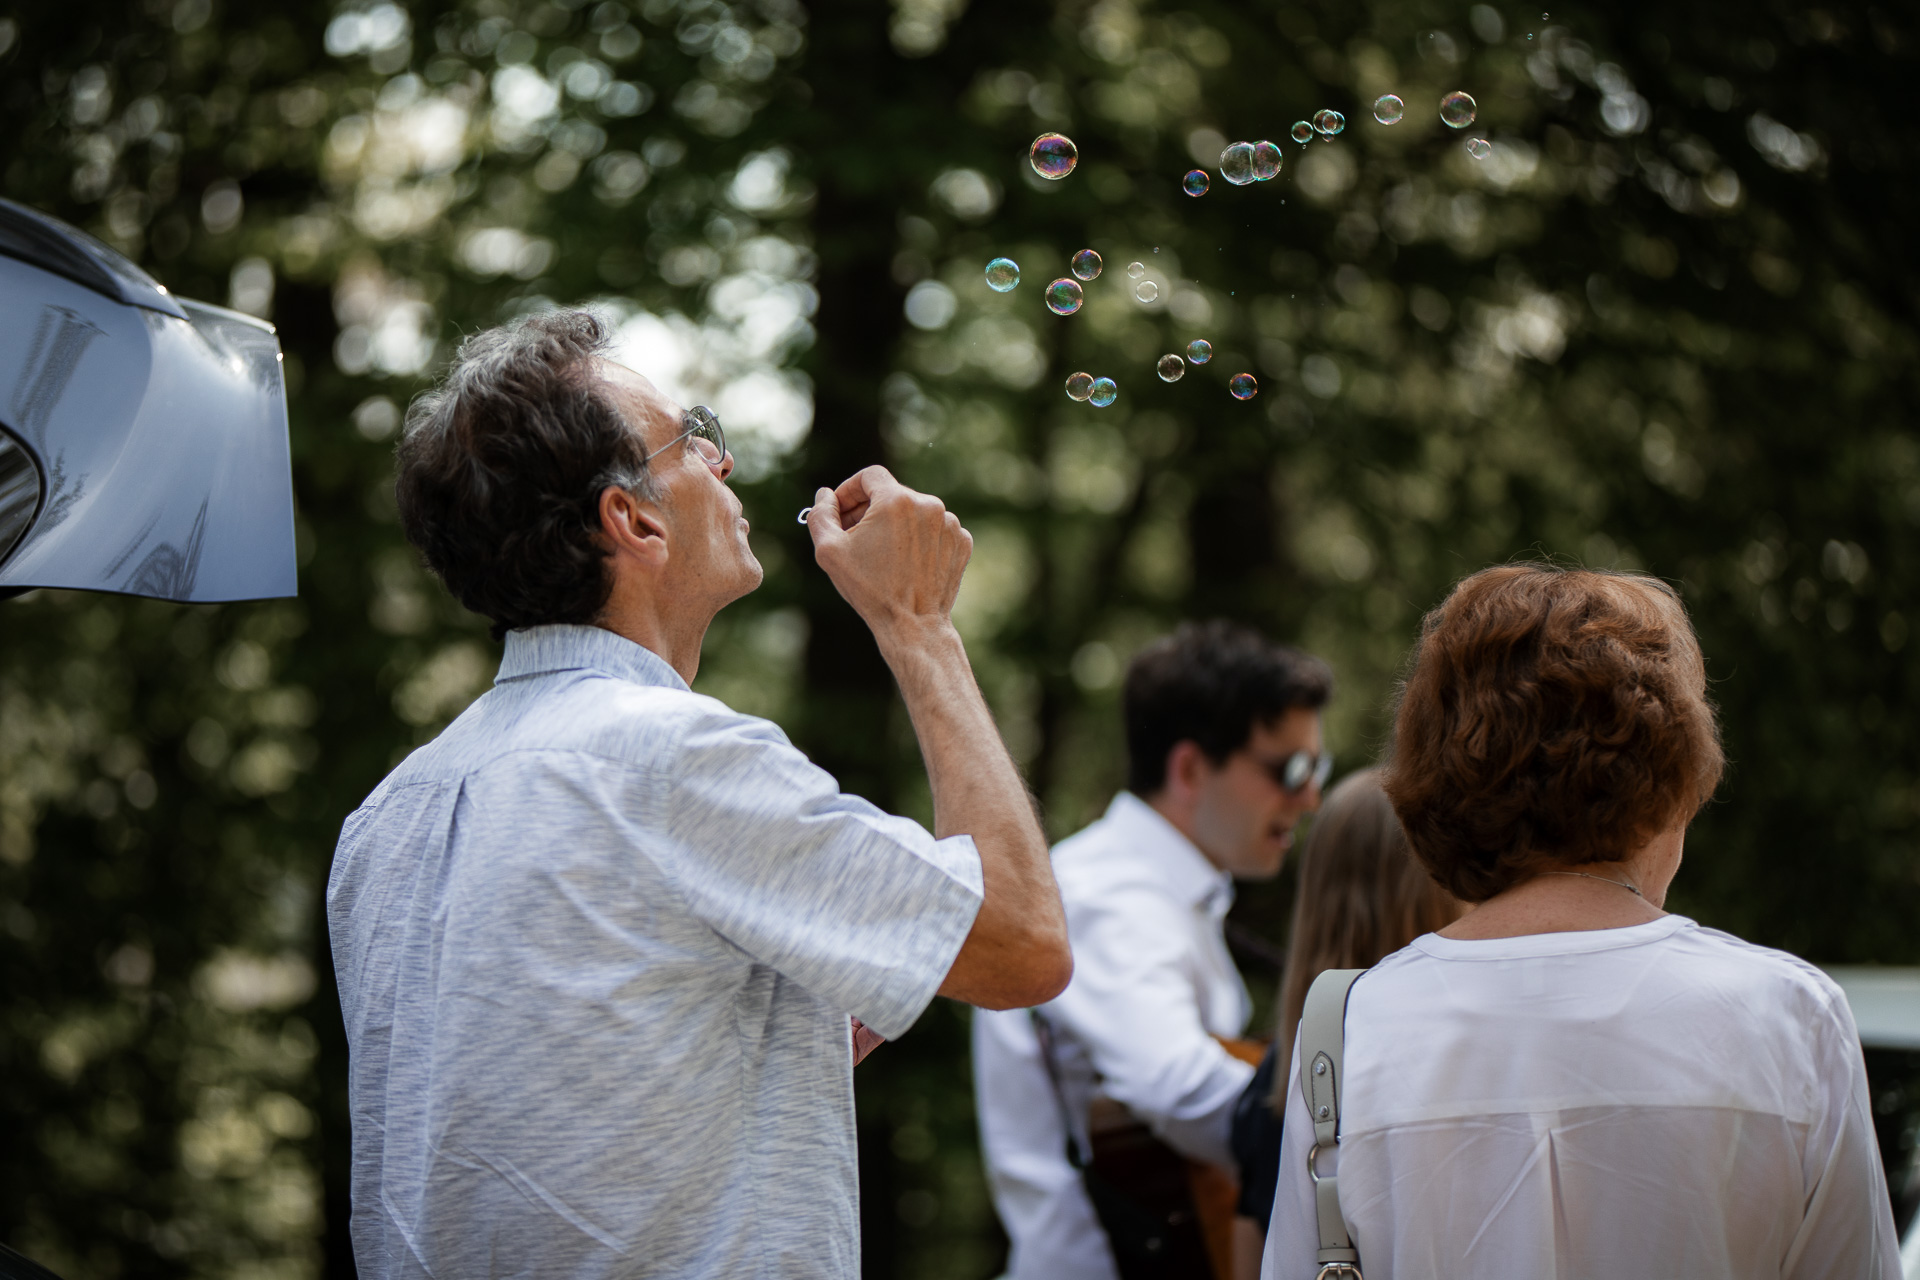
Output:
[1440, 91, 1477, 128]
[1045, 277, 1084, 315]
[1251, 141, 1282, 180]
[1071, 249, 1103, 281]
[1134, 280, 1160, 304]
[1089, 377, 1117, 408]
[1373, 94, 1405, 125]
[1065, 372, 1095, 402]
[1290, 121, 1314, 144]
[984, 258, 1019, 292]
[1183, 169, 1211, 196]
[1187, 339, 1212, 364]
[1219, 142, 1256, 186]
[1029, 133, 1078, 179]
[1156, 354, 1186, 382]
[1228, 372, 1258, 400]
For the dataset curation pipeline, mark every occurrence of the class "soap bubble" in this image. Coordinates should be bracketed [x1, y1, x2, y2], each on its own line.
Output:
[1156, 353, 1186, 382]
[1219, 141, 1256, 186]
[1066, 371, 1095, 401]
[1290, 121, 1314, 144]
[1312, 109, 1346, 136]
[1089, 377, 1117, 408]
[1440, 91, 1477, 128]
[1029, 133, 1078, 179]
[984, 257, 1020, 292]
[1127, 261, 1146, 280]
[1045, 277, 1084, 315]
[1465, 137, 1492, 160]
[1183, 169, 1210, 196]
[1187, 339, 1212, 364]
[1135, 280, 1160, 303]
[1071, 249, 1103, 281]
[1373, 94, 1405, 125]
[1228, 372, 1258, 400]
[1251, 141, 1282, 180]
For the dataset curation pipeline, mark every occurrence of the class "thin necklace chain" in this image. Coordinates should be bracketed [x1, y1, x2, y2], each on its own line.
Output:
[1542, 869, 1644, 898]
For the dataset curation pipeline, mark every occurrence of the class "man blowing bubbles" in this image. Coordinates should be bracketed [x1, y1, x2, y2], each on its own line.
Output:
[328, 311, 1071, 1280]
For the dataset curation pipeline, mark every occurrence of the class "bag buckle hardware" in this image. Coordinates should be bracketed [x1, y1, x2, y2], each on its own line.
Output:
[1314, 1265, 1362, 1280]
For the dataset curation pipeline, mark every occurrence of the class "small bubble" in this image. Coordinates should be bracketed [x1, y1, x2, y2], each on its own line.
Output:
[1219, 141, 1256, 186]
[1126, 261, 1146, 280]
[1465, 137, 1492, 160]
[1228, 372, 1258, 400]
[1373, 94, 1405, 125]
[1135, 280, 1160, 304]
[1250, 141, 1282, 180]
[1186, 339, 1212, 364]
[1089, 377, 1117, 408]
[984, 257, 1020, 292]
[1156, 353, 1186, 382]
[1290, 121, 1315, 144]
[1045, 277, 1084, 315]
[1029, 132, 1078, 179]
[1065, 371, 1095, 401]
[1312, 109, 1346, 136]
[1440, 91, 1478, 128]
[1183, 168, 1211, 196]
[1071, 249, 1103, 281]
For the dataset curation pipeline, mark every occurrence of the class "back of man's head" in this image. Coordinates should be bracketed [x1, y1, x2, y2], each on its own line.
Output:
[1122, 620, 1332, 796]
[395, 310, 656, 639]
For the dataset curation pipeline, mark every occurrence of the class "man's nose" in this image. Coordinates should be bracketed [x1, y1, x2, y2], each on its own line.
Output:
[718, 450, 735, 481]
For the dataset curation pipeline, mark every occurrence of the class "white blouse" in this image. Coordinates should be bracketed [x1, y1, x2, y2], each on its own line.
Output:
[1263, 915, 1899, 1280]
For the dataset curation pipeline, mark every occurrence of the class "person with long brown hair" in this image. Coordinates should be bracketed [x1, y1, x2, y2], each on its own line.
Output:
[1227, 769, 1460, 1280]
[1263, 565, 1898, 1278]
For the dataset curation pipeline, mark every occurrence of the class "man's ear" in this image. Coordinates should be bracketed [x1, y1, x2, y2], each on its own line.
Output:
[1162, 740, 1210, 801]
[598, 485, 669, 566]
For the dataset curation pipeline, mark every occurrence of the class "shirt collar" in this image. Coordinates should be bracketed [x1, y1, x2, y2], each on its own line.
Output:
[495, 624, 690, 692]
[1103, 791, 1236, 916]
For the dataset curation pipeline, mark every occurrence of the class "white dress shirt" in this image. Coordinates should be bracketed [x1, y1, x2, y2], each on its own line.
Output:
[328, 626, 984, 1279]
[1263, 915, 1899, 1280]
[974, 791, 1257, 1280]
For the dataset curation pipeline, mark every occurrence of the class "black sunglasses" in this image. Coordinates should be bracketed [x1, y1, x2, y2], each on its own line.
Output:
[1253, 749, 1333, 795]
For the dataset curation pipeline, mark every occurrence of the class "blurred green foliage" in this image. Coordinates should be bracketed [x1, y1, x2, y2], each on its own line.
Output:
[0, 0, 1914, 1276]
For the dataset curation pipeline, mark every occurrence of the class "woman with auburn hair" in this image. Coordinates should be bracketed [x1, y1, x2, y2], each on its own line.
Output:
[1228, 769, 1461, 1280]
[1263, 565, 1899, 1280]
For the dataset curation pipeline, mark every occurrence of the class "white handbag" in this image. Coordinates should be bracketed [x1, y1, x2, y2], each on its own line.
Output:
[1297, 968, 1366, 1280]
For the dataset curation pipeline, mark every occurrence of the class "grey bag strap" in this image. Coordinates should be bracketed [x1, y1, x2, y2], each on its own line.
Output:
[1298, 968, 1366, 1280]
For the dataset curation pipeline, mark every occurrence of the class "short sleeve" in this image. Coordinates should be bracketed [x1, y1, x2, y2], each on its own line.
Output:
[653, 706, 984, 1041]
[1780, 974, 1902, 1280]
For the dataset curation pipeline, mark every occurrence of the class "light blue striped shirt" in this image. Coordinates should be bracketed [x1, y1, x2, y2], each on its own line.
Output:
[328, 624, 984, 1279]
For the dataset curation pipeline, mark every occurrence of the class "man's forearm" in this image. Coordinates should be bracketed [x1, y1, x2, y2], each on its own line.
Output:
[874, 619, 1070, 1008]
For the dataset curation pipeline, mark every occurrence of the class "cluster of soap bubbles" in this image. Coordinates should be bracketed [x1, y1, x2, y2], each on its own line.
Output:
[995, 137, 1286, 407]
[1218, 139, 1283, 187]
[1066, 372, 1118, 407]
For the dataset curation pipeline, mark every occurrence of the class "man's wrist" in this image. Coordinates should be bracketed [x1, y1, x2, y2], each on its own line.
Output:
[870, 614, 967, 675]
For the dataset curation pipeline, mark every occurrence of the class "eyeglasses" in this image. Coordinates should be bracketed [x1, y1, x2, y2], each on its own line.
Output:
[643, 404, 727, 471]
[1253, 749, 1333, 795]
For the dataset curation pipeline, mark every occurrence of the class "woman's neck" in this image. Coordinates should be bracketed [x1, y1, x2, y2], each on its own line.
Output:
[1438, 869, 1665, 940]
[1438, 824, 1687, 941]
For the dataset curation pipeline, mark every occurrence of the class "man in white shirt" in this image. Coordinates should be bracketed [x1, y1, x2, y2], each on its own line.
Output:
[329, 311, 1070, 1279]
[973, 621, 1332, 1280]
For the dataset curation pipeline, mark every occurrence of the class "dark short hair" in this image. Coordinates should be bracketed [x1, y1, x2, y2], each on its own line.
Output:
[395, 310, 656, 639]
[1383, 565, 1725, 903]
[1123, 620, 1333, 796]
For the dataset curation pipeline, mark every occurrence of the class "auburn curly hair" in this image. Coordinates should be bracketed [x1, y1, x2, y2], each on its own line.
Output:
[395, 311, 656, 639]
[1382, 565, 1724, 903]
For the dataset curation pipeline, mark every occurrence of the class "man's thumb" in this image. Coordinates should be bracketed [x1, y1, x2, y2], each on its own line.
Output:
[808, 487, 844, 541]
